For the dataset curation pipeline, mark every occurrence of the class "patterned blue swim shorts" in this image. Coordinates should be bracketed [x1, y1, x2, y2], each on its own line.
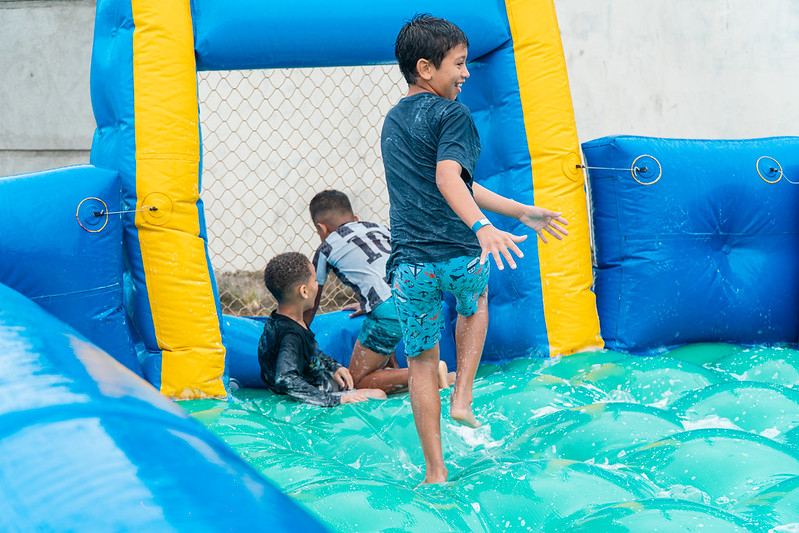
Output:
[391, 255, 489, 358]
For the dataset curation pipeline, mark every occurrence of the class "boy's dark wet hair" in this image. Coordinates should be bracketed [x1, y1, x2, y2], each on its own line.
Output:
[263, 252, 312, 303]
[309, 189, 353, 224]
[395, 14, 469, 85]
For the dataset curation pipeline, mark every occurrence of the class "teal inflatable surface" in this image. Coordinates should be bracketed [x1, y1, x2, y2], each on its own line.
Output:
[186, 344, 799, 531]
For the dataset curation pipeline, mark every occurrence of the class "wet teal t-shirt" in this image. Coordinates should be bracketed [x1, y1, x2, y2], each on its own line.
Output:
[381, 92, 482, 277]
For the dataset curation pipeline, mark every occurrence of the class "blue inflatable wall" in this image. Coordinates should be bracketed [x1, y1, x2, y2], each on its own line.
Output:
[0, 165, 139, 374]
[225, 299, 459, 388]
[192, 0, 510, 70]
[0, 281, 328, 531]
[585, 136, 799, 353]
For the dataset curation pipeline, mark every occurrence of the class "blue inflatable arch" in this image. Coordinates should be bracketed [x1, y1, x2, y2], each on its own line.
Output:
[90, 0, 602, 398]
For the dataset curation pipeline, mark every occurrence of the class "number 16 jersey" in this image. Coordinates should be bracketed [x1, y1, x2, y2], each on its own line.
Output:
[312, 221, 393, 314]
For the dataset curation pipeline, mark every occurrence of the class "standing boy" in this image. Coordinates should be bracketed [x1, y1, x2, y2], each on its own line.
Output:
[382, 14, 569, 484]
[258, 252, 387, 407]
[305, 189, 452, 394]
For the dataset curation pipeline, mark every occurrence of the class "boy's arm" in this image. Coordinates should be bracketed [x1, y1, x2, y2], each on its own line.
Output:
[472, 183, 569, 243]
[274, 333, 341, 407]
[313, 345, 355, 394]
[436, 160, 525, 270]
[314, 346, 344, 376]
[302, 284, 324, 327]
[305, 246, 328, 326]
[316, 347, 355, 390]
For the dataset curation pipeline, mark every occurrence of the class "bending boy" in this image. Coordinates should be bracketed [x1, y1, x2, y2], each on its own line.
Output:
[383, 15, 569, 483]
[305, 189, 452, 393]
[258, 252, 386, 406]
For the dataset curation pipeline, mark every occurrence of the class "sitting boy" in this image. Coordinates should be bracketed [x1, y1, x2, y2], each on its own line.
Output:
[305, 189, 452, 394]
[258, 251, 387, 407]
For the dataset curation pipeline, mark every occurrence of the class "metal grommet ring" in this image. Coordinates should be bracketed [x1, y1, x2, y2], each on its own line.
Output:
[76, 197, 109, 233]
[141, 192, 173, 226]
[561, 152, 583, 182]
[756, 156, 782, 184]
[631, 154, 662, 186]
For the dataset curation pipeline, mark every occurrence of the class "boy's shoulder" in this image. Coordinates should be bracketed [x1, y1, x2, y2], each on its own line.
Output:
[341, 220, 387, 232]
[261, 312, 314, 352]
[266, 309, 290, 323]
[387, 93, 473, 135]
[314, 221, 390, 272]
[392, 92, 470, 115]
[263, 311, 305, 338]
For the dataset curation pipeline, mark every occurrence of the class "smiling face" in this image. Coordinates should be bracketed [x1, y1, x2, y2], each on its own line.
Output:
[416, 44, 470, 100]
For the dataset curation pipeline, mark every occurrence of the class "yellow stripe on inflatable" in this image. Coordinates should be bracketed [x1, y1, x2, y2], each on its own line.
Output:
[132, 0, 226, 398]
[505, 0, 603, 356]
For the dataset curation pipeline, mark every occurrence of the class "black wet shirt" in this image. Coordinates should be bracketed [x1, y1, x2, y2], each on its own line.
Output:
[258, 311, 343, 407]
[381, 92, 482, 276]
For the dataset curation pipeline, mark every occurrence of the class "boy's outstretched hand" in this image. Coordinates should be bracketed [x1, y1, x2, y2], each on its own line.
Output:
[475, 225, 527, 271]
[333, 367, 355, 390]
[340, 391, 372, 404]
[475, 206, 570, 270]
[519, 206, 569, 243]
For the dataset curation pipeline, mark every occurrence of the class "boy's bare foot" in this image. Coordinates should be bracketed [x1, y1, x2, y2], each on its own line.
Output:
[416, 467, 448, 486]
[362, 388, 388, 400]
[437, 361, 451, 389]
[340, 391, 370, 404]
[450, 402, 482, 428]
[340, 388, 387, 404]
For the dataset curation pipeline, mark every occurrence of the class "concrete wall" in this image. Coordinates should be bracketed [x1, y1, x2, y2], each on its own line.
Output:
[557, 0, 799, 141]
[0, 0, 96, 177]
[1, 0, 797, 177]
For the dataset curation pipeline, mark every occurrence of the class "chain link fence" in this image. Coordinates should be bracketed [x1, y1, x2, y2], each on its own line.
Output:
[198, 66, 405, 316]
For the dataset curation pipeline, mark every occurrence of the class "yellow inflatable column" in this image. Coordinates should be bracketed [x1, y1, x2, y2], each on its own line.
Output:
[132, 0, 226, 398]
[505, 0, 603, 355]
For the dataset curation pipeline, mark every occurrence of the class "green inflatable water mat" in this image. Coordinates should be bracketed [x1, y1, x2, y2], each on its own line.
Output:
[181, 343, 799, 532]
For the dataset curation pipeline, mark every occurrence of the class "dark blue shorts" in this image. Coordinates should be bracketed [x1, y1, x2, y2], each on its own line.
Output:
[357, 297, 403, 356]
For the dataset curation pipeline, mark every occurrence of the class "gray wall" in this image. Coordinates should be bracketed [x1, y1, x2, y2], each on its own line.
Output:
[0, 0, 96, 177]
[558, 0, 799, 141]
[1, 0, 797, 177]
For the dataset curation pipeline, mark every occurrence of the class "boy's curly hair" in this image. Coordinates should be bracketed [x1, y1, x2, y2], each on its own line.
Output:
[309, 189, 353, 224]
[263, 252, 312, 303]
[395, 14, 469, 85]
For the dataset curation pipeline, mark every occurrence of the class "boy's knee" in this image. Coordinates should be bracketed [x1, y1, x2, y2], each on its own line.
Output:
[459, 292, 488, 321]
[477, 291, 488, 312]
[456, 290, 488, 318]
[408, 345, 440, 365]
